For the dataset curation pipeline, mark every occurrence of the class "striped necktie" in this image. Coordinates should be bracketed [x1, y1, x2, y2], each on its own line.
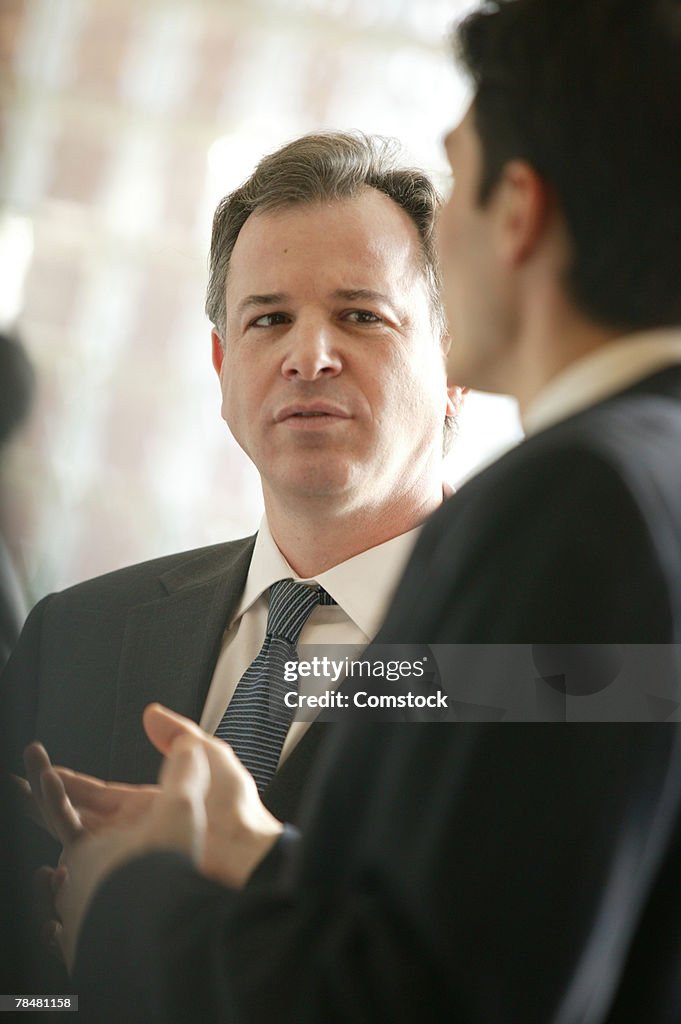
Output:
[215, 578, 336, 793]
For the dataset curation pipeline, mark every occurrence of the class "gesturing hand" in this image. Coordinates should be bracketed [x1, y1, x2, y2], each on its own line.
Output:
[30, 704, 283, 889]
[27, 704, 284, 970]
[42, 734, 210, 971]
[21, 704, 282, 888]
[19, 743, 157, 840]
[139, 704, 284, 888]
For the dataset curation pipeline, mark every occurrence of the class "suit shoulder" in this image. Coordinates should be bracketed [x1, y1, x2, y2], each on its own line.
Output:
[456, 387, 681, 510]
[39, 536, 256, 614]
[416, 387, 681, 589]
[532, 387, 681, 462]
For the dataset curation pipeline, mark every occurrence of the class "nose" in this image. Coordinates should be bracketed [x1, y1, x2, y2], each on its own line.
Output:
[280, 318, 342, 381]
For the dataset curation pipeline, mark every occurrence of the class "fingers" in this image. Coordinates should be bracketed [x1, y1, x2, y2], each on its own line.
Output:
[22, 745, 116, 842]
[39, 769, 84, 847]
[147, 705, 277, 883]
[54, 768, 118, 805]
[143, 703, 205, 756]
[20, 757, 159, 836]
[21, 743, 60, 839]
[56, 768, 157, 814]
[23, 742, 52, 812]
[143, 703, 247, 788]
[11, 773, 48, 830]
[200, 732, 258, 801]
[24, 741, 52, 784]
[55, 771, 124, 823]
[22, 747, 115, 836]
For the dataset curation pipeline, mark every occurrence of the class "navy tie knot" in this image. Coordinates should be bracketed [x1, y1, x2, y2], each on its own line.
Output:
[266, 579, 336, 644]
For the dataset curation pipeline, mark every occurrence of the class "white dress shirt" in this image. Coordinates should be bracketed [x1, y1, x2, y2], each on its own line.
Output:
[200, 516, 420, 764]
[522, 328, 681, 436]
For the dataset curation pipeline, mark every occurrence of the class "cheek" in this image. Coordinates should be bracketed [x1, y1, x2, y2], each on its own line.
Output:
[384, 353, 446, 423]
[218, 359, 253, 429]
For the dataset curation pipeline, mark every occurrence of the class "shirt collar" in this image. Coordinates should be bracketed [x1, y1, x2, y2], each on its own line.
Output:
[522, 328, 681, 437]
[235, 515, 421, 637]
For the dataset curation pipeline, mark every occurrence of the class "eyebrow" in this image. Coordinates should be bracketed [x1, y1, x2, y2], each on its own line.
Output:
[236, 293, 288, 316]
[330, 289, 394, 305]
[236, 288, 394, 316]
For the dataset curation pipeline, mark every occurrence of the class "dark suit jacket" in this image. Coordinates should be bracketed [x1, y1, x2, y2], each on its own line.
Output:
[1, 534, 331, 855]
[71, 366, 681, 1023]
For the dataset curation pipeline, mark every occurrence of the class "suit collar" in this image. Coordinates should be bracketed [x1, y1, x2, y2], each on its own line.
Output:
[159, 538, 256, 593]
[109, 533, 335, 815]
[523, 328, 681, 436]
[109, 537, 256, 781]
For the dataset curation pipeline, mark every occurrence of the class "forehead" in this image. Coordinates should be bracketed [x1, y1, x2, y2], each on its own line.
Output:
[225, 189, 425, 300]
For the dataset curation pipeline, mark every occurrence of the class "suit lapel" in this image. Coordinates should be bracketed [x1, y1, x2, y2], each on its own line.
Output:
[109, 538, 255, 782]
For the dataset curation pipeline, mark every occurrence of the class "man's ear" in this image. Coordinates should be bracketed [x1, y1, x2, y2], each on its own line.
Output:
[495, 159, 552, 267]
[446, 383, 468, 418]
[439, 336, 468, 416]
[211, 328, 224, 375]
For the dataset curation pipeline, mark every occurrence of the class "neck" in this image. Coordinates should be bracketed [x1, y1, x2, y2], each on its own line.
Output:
[510, 289, 621, 416]
[262, 481, 443, 578]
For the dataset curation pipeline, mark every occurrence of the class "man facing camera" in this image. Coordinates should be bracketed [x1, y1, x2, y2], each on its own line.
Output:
[39, 2, 681, 1023]
[3, 132, 459, 837]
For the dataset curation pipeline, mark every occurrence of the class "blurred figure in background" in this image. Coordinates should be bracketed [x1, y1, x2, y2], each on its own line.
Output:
[0, 331, 35, 671]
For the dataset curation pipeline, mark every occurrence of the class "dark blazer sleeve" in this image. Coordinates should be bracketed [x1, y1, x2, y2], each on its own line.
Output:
[73, 722, 681, 1024]
[70, 439, 681, 1023]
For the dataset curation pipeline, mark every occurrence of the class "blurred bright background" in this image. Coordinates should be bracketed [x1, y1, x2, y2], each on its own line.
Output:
[0, 0, 521, 602]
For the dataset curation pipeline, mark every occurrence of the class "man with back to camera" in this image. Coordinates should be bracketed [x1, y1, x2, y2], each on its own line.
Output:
[32, 0, 681, 1021]
[3, 130, 461, 844]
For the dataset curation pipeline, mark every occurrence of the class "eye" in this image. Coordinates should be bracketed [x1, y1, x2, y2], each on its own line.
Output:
[343, 310, 383, 324]
[250, 312, 290, 328]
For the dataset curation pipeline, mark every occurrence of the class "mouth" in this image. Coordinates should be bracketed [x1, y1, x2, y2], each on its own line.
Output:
[275, 404, 351, 423]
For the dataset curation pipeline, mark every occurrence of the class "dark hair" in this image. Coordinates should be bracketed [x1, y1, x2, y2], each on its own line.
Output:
[0, 333, 35, 447]
[455, 0, 681, 330]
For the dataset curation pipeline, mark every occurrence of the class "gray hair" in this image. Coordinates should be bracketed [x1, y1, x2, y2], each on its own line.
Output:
[205, 131, 447, 342]
[205, 131, 455, 452]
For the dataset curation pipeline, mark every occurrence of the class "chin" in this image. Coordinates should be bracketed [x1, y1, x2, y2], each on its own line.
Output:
[279, 463, 358, 500]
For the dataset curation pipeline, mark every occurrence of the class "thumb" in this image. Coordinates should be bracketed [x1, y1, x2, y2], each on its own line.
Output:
[143, 703, 204, 757]
[152, 738, 210, 861]
[159, 735, 211, 801]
